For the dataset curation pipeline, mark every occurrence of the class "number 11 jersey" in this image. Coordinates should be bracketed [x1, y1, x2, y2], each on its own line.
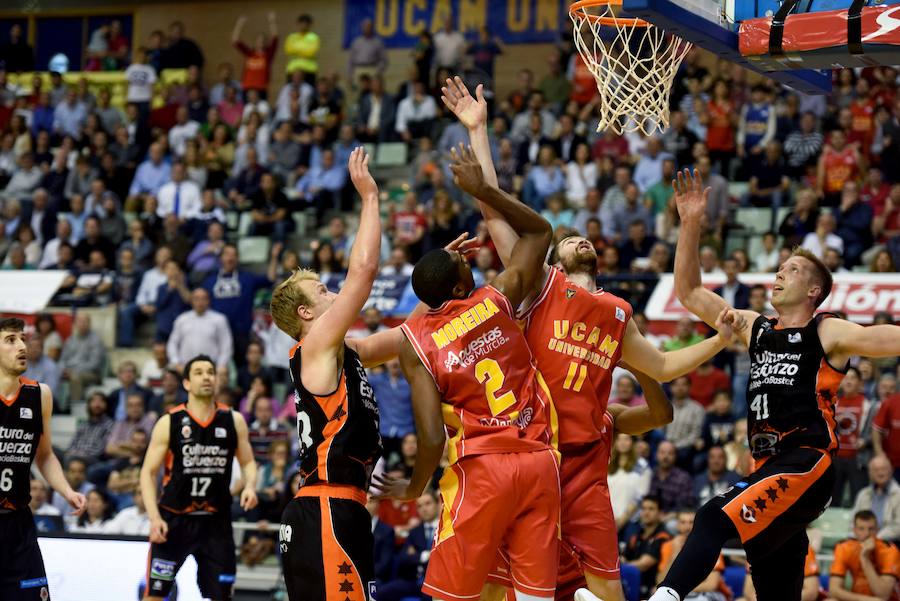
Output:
[401, 285, 557, 465]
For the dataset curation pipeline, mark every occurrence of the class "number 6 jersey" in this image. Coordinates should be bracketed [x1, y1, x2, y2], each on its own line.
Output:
[159, 403, 236, 515]
[746, 313, 845, 460]
[401, 285, 557, 465]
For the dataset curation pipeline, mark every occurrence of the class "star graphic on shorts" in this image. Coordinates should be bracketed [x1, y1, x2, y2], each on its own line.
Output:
[337, 562, 352, 575]
[339, 580, 354, 593]
[776, 477, 789, 492]
[753, 498, 767, 511]
[765, 487, 779, 502]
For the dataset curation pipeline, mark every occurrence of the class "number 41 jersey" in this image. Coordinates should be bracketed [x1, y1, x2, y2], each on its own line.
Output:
[746, 313, 845, 460]
[401, 285, 557, 465]
[159, 404, 237, 515]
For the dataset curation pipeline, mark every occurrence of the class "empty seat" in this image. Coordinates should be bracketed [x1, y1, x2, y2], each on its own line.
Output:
[238, 237, 271, 264]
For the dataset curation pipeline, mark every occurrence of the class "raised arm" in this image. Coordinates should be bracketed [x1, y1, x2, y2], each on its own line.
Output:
[673, 168, 755, 345]
[35, 384, 86, 516]
[450, 144, 551, 309]
[233, 411, 259, 511]
[302, 148, 381, 394]
[373, 337, 446, 501]
[441, 76, 521, 269]
[141, 414, 171, 543]
[609, 365, 674, 435]
[619, 310, 744, 383]
[231, 15, 246, 44]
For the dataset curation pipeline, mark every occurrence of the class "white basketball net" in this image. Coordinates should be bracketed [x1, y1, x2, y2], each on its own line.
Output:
[570, 2, 693, 136]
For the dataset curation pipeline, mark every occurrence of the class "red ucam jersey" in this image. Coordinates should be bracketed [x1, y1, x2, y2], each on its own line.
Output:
[400, 285, 558, 465]
[520, 267, 632, 449]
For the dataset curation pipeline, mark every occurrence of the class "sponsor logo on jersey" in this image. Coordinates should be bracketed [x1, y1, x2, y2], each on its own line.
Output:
[215, 427, 227, 438]
[369, 580, 378, 600]
[181, 416, 190, 425]
[150, 558, 176, 581]
[443, 326, 509, 370]
[20, 577, 48, 589]
[740, 503, 757, 524]
[788, 332, 802, 343]
[181, 425, 192, 439]
[40, 586, 49, 600]
[547, 320, 618, 369]
[615, 307, 626, 322]
[19, 407, 32, 419]
[566, 288, 577, 299]
[430, 297, 501, 350]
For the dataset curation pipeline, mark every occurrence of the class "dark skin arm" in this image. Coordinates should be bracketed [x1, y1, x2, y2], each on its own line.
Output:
[373, 337, 446, 501]
[450, 144, 552, 309]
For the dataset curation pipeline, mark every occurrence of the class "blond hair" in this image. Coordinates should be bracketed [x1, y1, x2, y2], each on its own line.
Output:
[269, 269, 320, 339]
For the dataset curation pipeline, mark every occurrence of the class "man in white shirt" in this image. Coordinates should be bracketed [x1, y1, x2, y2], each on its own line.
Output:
[167, 106, 200, 157]
[124, 47, 156, 107]
[29, 479, 62, 517]
[39, 218, 73, 269]
[801, 212, 844, 259]
[433, 19, 466, 70]
[156, 160, 202, 222]
[166, 287, 233, 370]
[103, 485, 151, 536]
[395, 81, 437, 142]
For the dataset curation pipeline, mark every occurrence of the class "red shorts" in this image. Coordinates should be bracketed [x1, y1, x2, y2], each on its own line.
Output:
[425, 450, 560, 601]
[559, 442, 620, 580]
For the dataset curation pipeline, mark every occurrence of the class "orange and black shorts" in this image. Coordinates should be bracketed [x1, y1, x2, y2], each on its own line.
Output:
[0, 508, 50, 601]
[280, 485, 375, 601]
[710, 446, 834, 557]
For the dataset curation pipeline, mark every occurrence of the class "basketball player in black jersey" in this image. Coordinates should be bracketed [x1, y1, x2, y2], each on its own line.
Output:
[140, 354, 258, 601]
[0, 317, 86, 601]
[636, 170, 900, 601]
[269, 148, 452, 601]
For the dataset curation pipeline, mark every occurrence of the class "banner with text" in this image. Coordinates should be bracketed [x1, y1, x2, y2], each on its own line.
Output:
[322, 272, 415, 316]
[646, 273, 900, 324]
[343, 0, 567, 48]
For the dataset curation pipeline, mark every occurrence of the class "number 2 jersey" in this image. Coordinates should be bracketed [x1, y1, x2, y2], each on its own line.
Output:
[400, 285, 557, 464]
[0, 377, 42, 510]
[159, 403, 237, 515]
[520, 267, 631, 449]
[747, 313, 845, 460]
[289, 342, 382, 491]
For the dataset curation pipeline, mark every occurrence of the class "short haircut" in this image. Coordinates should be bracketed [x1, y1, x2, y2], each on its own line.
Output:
[183, 354, 215, 377]
[790, 247, 833, 307]
[749, 284, 768, 295]
[411, 249, 461, 309]
[641, 495, 662, 509]
[66, 457, 87, 470]
[270, 269, 321, 338]
[0, 317, 24, 334]
[854, 509, 877, 524]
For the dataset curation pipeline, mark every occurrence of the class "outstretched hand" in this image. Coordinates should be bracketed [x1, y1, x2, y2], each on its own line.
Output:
[715, 308, 747, 344]
[371, 472, 417, 501]
[672, 168, 710, 224]
[348, 146, 378, 200]
[450, 144, 488, 198]
[441, 76, 488, 131]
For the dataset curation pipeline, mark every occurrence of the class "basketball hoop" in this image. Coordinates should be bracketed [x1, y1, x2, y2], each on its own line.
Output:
[570, 0, 693, 135]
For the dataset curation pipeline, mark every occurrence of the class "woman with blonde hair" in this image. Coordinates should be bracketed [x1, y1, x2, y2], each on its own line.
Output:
[608, 433, 652, 531]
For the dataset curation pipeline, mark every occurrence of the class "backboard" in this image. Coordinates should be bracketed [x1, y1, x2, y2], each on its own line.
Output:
[620, 0, 834, 93]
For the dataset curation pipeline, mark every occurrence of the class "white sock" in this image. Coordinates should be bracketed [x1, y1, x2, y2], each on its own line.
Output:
[649, 587, 681, 601]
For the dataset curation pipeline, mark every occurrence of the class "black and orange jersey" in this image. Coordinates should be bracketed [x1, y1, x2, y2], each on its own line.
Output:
[289, 342, 382, 492]
[0, 377, 42, 510]
[747, 313, 845, 459]
[159, 403, 236, 515]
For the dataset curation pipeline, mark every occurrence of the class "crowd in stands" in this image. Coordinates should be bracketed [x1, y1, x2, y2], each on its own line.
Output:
[3, 9, 900, 598]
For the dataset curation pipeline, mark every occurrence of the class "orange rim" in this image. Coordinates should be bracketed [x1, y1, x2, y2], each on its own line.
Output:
[569, 0, 650, 27]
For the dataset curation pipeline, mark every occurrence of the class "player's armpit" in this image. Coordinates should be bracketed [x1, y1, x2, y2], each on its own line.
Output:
[346, 327, 405, 369]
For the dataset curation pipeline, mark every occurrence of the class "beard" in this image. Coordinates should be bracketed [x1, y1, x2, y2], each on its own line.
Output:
[560, 249, 598, 275]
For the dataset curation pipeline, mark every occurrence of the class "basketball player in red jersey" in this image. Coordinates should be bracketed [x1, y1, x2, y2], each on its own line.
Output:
[441, 77, 743, 601]
[0, 318, 86, 601]
[270, 148, 475, 601]
[648, 169, 900, 601]
[376, 145, 562, 601]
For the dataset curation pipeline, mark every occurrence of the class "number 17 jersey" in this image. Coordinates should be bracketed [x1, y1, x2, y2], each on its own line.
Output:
[401, 285, 557, 465]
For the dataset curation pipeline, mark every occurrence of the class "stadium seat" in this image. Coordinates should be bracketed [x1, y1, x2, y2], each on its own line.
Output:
[724, 565, 746, 598]
[375, 142, 409, 167]
[812, 507, 853, 550]
[237, 212, 254, 237]
[735, 207, 772, 235]
[238, 237, 271, 265]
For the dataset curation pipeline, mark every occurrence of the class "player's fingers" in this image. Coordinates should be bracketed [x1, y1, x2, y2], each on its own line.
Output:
[475, 83, 484, 103]
[455, 75, 469, 97]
